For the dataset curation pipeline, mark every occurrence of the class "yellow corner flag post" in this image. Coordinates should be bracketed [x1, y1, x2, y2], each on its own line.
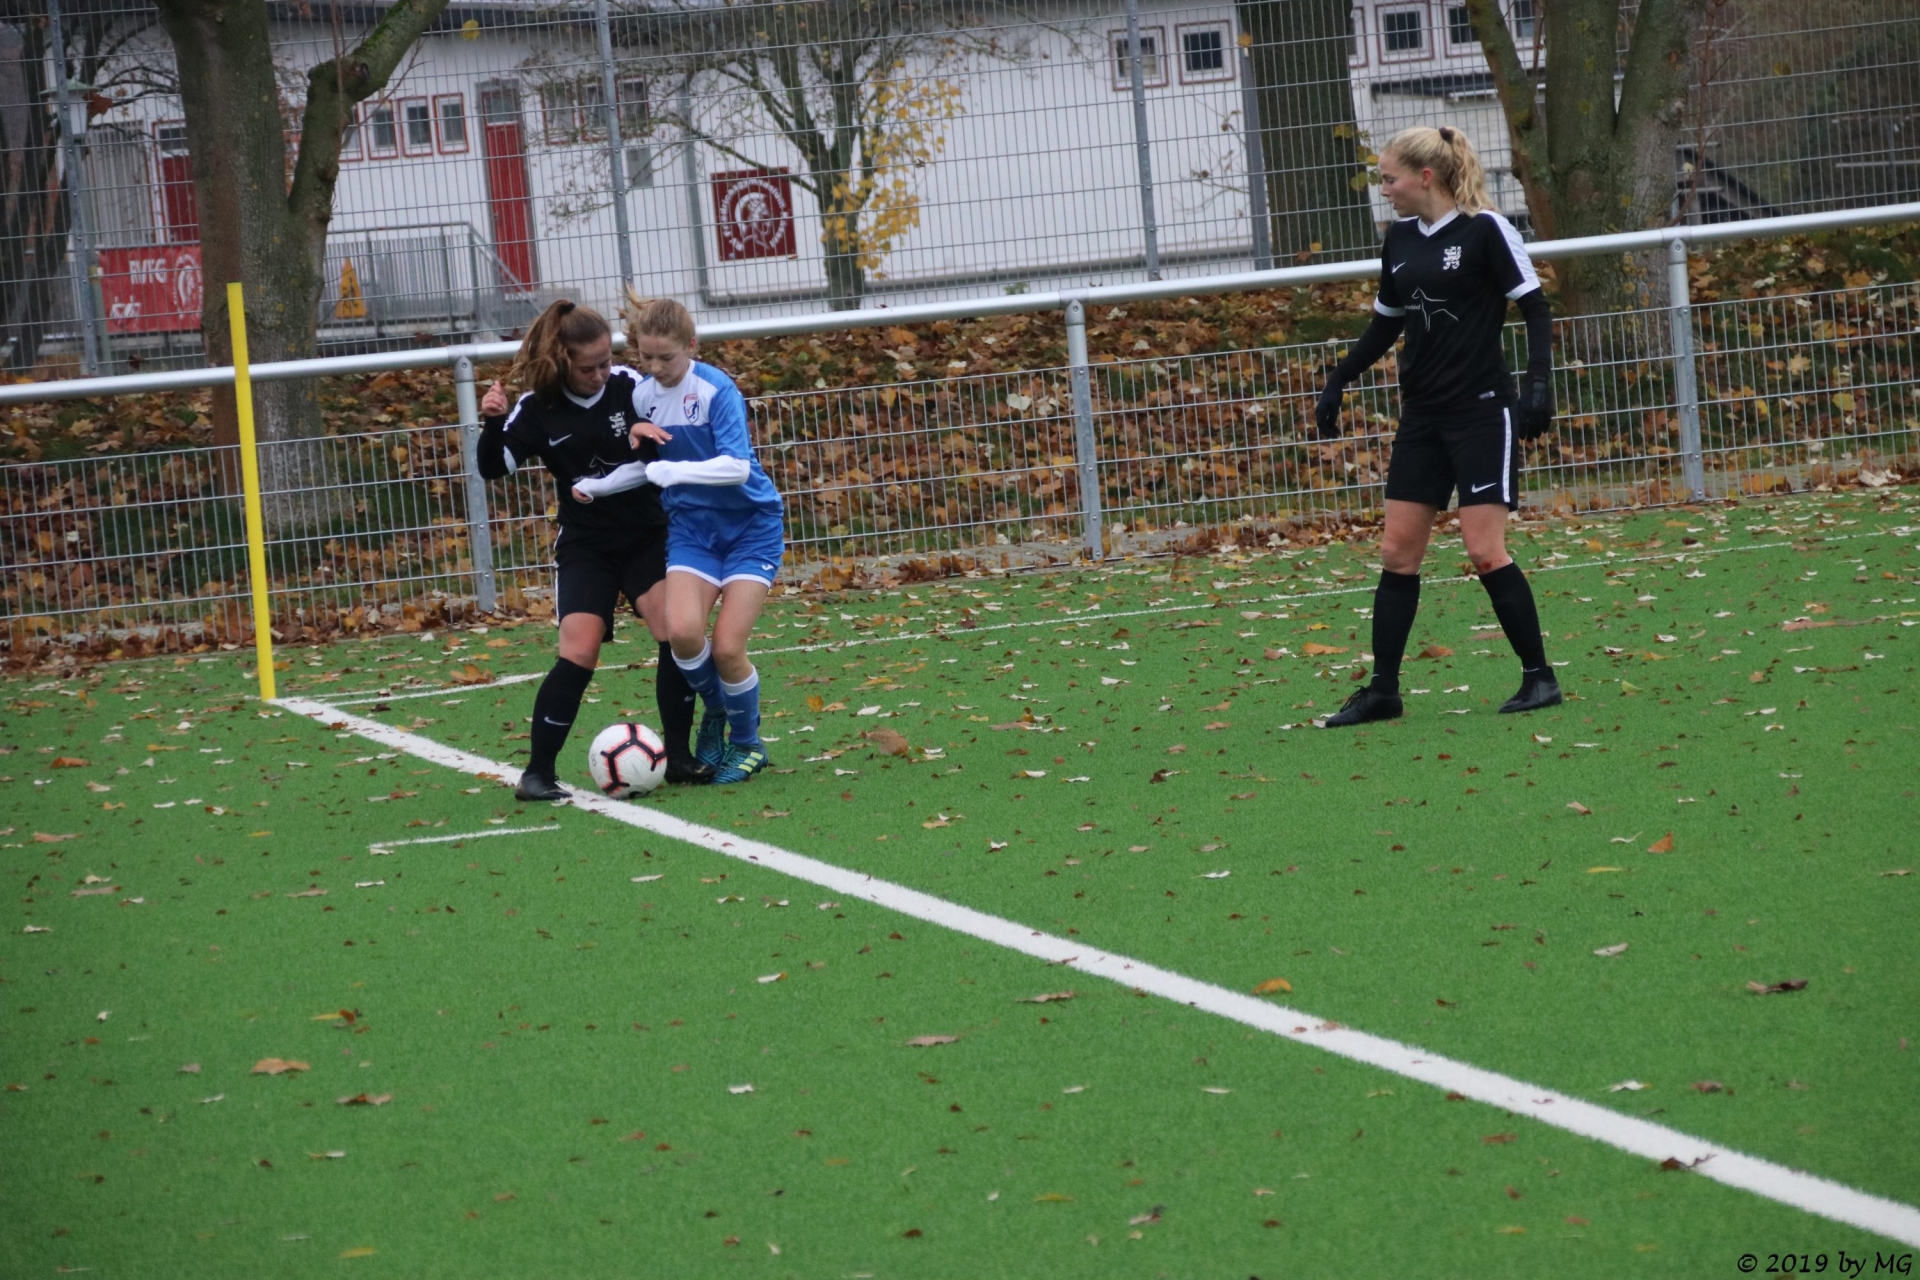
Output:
[227, 282, 276, 702]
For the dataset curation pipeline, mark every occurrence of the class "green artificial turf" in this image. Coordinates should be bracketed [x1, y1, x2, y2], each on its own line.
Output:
[3, 489, 1917, 1276]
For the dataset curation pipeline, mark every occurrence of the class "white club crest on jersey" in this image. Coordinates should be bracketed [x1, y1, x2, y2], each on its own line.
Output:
[682, 391, 700, 423]
[1442, 245, 1462, 271]
[608, 411, 626, 434]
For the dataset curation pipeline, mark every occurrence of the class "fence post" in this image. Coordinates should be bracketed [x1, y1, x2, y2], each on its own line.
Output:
[455, 352, 498, 614]
[593, 0, 637, 295]
[1668, 238, 1706, 502]
[1065, 299, 1104, 560]
[1238, 42, 1273, 273]
[47, 0, 104, 375]
[1124, 0, 1162, 281]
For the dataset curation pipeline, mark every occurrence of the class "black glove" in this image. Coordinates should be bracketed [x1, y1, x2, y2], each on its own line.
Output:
[1518, 371, 1553, 440]
[1314, 380, 1346, 439]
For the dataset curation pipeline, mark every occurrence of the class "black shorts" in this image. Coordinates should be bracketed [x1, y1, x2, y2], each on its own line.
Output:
[1384, 402, 1521, 511]
[553, 523, 668, 642]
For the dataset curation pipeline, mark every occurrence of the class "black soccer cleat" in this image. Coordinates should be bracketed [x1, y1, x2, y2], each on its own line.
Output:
[1321, 684, 1404, 727]
[664, 751, 716, 787]
[1499, 672, 1564, 714]
[514, 770, 570, 803]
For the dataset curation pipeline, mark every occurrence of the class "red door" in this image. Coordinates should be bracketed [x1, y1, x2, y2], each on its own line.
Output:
[478, 86, 537, 292]
[156, 125, 199, 243]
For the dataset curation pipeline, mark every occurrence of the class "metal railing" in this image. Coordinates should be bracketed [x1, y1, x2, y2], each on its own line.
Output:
[4, 203, 1919, 650]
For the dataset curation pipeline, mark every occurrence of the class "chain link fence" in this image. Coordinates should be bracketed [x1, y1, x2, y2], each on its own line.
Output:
[6, 277, 1915, 655]
[5, 1, 1917, 376]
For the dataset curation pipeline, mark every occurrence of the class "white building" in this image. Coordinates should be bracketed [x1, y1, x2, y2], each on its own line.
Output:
[73, 0, 1545, 345]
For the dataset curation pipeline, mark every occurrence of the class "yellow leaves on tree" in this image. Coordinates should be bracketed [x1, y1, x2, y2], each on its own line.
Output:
[818, 68, 966, 278]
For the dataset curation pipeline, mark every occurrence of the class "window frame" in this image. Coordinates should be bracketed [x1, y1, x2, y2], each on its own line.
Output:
[365, 99, 399, 158]
[1109, 25, 1169, 90]
[1175, 21, 1235, 84]
[1445, 4, 1478, 47]
[1348, 7, 1368, 67]
[433, 93, 468, 153]
[1377, 4, 1432, 62]
[338, 103, 363, 162]
[399, 95, 435, 156]
[541, 82, 579, 145]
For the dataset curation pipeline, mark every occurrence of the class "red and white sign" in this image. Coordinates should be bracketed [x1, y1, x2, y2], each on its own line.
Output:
[99, 245, 203, 335]
[711, 168, 796, 262]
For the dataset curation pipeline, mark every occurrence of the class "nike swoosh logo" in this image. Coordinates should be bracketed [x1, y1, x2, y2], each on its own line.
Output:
[547, 435, 572, 446]
[1391, 263, 1405, 272]
[541, 717, 571, 725]
[1471, 482, 1498, 493]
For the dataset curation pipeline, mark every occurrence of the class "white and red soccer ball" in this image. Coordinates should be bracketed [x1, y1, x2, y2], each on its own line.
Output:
[586, 722, 667, 798]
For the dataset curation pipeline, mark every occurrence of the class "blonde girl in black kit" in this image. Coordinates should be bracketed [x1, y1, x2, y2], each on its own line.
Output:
[1314, 125, 1562, 727]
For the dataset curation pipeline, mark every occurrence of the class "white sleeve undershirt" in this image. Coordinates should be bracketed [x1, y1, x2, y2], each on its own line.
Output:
[645, 457, 751, 488]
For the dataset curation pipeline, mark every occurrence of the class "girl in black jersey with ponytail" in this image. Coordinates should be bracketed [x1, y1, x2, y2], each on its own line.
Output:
[474, 299, 713, 799]
[1316, 125, 1562, 728]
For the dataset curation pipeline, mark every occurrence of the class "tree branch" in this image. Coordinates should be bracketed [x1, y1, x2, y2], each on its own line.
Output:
[1463, 0, 1553, 236]
[287, 0, 451, 237]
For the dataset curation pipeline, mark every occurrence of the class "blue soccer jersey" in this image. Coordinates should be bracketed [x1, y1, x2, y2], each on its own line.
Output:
[632, 362, 783, 519]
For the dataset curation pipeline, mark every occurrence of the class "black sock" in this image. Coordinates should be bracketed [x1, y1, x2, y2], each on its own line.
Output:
[655, 641, 697, 758]
[1369, 570, 1421, 693]
[1478, 562, 1549, 675]
[527, 657, 594, 779]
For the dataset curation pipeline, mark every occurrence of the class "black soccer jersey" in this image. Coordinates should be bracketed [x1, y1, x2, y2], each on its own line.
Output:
[1373, 209, 1541, 415]
[478, 365, 664, 532]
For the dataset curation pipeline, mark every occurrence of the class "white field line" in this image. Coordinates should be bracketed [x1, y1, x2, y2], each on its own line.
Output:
[319, 528, 1894, 703]
[279, 690, 1920, 1247]
[368, 824, 558, 854]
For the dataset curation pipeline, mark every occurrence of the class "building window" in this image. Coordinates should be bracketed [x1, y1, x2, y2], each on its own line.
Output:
[367, 101, 398, 157]
[1381, 7, 1425, 55]
[434, 94, 467, 153]
[401, 97, 434, 155]
[339, 104, 362, 162]
[1176, 22, 1234, 83]
[1510, 0, 1538, 40]
[578, 80, 608, 142]
[1110, 27, 1168, 89]
[542, 83, 578, 144]
[618, 76, 653, 187]
[1349, 8, 1366, 64]
[1447, 5, 1477, 45]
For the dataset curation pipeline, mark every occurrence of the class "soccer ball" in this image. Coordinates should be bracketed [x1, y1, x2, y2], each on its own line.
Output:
[586, 722, 668, 798]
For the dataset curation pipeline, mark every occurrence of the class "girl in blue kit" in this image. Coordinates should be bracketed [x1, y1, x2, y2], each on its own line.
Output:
[572, 297, 785, 785]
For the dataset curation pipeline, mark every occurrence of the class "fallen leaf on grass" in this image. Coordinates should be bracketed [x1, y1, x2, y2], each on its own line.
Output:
[1200, 1086, 1232, 1095]
[1566, 802, 1591, 815]
[1034, 1192, 1073, 1202]
[1593, 943, 1630, 957]
[85, 780, 112, 793]
[757, 972, 786, 984]
[50, 757, 89, 768]
[337, 1093, 392, 1106]
[1745, 978, 1809, 995]
[1301, 642, 1347, 657]
[1690, 1081, 1726, 1094]
[22, 924, 51, 934]
[252, 1058, 310, 1075]
[1018, 992, 1075, 1004]
[1646, 833, 1674, 853]
[339, 1246, 376, 1258]
[727, 1084, 755, 1094]
[287, 888, 328, 898]
[450, 664, 494, 686]
[1483, 1133, 1517, 1145]
[33, 832, 78, 843]
[1608, 1080, 1648, 1092]
[863, 727, 910, 757]
[1417, 644, 1454, 658]
[905, 1035, 959, 1047]
[1252, 978, 1292, 995]
[631, 874, 663, 883]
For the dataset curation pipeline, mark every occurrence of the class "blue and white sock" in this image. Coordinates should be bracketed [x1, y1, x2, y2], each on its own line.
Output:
[672, 640, 724, 714]
[719, 666, 762, 748]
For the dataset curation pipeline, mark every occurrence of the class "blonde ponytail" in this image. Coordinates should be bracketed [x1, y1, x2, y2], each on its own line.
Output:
[509, 299, 612, 398]
[1383, 125, 1493, 215]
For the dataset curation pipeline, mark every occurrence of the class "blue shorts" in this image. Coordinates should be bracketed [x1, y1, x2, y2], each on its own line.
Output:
[667, 508, 785, 587]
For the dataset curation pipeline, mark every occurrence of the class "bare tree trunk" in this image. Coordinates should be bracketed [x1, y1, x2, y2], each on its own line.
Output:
[0, 22, 72, 374]
[152, 0, 449, 532]
[1234, 0, 1376, 258]
[1467, 0, 1702, 313]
